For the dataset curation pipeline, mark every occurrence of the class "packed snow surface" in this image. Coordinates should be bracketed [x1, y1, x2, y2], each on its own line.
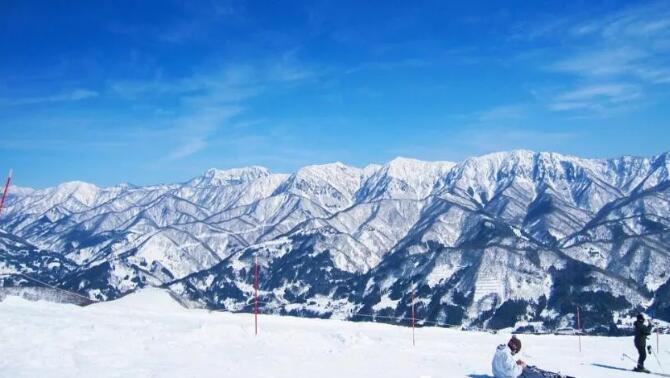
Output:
[1, 289, 668, 378]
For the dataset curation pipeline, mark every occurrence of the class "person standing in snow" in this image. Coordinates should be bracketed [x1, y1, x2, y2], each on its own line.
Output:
[492, 335, 572, 378]
[633, 313, 654, 373]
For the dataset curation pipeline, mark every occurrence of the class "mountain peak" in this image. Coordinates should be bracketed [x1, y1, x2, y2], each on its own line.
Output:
[356, 157, 455, 201]
[295, 161, 352, 173]
[8, 185, 35, 196]
[385, 157, 455, 177]
[48, 181, 101, 207]
[197, 166, 271, 186]
[275, 162, 364, 209]
[55, 180, 99, 190]
[388, 156, 424, 165]
[469, 149, 536, 164]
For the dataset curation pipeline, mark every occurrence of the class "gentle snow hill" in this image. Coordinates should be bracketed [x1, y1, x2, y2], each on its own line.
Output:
[0, 289, 668, 378]
[90, 287, 188, 313]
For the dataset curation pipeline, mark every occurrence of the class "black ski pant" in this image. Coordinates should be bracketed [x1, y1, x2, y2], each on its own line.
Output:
[520, 366, 564, 378]
[635, 340, 647, 368]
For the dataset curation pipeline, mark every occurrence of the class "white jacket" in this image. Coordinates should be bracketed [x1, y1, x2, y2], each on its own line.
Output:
[492, 344, 523, 378]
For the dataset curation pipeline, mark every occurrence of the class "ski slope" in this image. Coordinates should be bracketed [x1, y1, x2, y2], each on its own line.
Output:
[0, 289, 668, 378]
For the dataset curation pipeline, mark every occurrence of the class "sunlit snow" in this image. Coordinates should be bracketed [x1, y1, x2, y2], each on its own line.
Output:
[1, 289, 668, 378]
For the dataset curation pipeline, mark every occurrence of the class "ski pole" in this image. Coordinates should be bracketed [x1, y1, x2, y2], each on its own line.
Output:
[650, 315, 660, 355]
[650, 346, 665, 372]
[622, 353, 637, 363]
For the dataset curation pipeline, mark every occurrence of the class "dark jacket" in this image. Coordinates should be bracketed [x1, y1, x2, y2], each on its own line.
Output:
[634, 319, 652, 346]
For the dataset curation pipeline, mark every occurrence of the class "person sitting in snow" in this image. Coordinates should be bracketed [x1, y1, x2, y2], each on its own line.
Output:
[492, 335, 571, 378]
[492, 335, 526, 378]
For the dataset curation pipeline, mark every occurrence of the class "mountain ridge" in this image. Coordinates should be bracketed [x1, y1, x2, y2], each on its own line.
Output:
[1, 149, 669, 333]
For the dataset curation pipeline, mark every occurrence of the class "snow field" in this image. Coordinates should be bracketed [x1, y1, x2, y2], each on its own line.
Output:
[0, 289, 668, 378]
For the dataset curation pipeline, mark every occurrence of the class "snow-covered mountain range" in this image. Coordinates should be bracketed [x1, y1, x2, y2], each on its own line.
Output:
[1, 150, 669, 333]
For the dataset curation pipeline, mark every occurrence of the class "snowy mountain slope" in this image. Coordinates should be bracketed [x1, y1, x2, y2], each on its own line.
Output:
[356, 157, 455, 201]
[275, 162, 366, 210]
[1, 150, 669, 332]
[0, 230, 75, 287]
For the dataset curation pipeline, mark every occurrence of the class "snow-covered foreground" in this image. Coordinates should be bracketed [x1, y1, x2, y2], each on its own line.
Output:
[1, 289, 668, 378]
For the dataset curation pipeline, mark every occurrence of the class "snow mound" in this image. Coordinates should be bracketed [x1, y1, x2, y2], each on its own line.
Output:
[91, 287, 186, 313]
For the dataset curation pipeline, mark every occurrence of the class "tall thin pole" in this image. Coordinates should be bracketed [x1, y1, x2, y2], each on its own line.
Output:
[576, 305, 582, 353]
[254, 255, 259, 336]
[411, 283, 416, 347]
[0, 169, 13, 217]
[650, 313, 659, 354]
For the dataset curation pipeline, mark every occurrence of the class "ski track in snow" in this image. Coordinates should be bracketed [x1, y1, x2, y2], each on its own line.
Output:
[1, 289, 668, 378]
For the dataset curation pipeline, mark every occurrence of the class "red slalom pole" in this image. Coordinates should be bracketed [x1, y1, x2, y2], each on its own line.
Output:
[411, 284, 416, 347]
[576, 306, 582, 353]
[254, 255, 259, 336]
[0, 169, 13, 217]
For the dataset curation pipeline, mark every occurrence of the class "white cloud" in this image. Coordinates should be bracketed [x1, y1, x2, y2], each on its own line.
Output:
[0, 89, 98, 106]
[163, 106, 243, 161]
[549, 83, 641, 112]
[111, 56, 314, 103]
[568, 2, 670, 40]
[520, 2, 670, 114]
[107, 54, 318, 162]
[166, 138, 207, 161]
[634, 66, 670, 84]
[549, 47, 646, 78]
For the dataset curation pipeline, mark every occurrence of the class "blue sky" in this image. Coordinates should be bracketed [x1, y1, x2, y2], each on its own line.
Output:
[2, 0, 670, 188]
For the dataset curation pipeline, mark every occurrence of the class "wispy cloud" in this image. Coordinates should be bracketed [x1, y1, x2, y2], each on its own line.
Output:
[111, 55, 315, 103]
[0, 89, 98, 107]
[166, 139, 207, 161]
[519, 1, 670, 115]
[109, 54, 318, 162]
[548, 47, 646, 78]
[267, 50, 317, 83]
[549, 83, 642, 112]
[2, 49, 320, 169]
[567, 2, 670, 40]
[164, 106, 243, 161]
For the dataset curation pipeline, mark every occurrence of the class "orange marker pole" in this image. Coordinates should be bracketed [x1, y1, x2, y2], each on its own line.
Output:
[0, 169, 13, 217]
